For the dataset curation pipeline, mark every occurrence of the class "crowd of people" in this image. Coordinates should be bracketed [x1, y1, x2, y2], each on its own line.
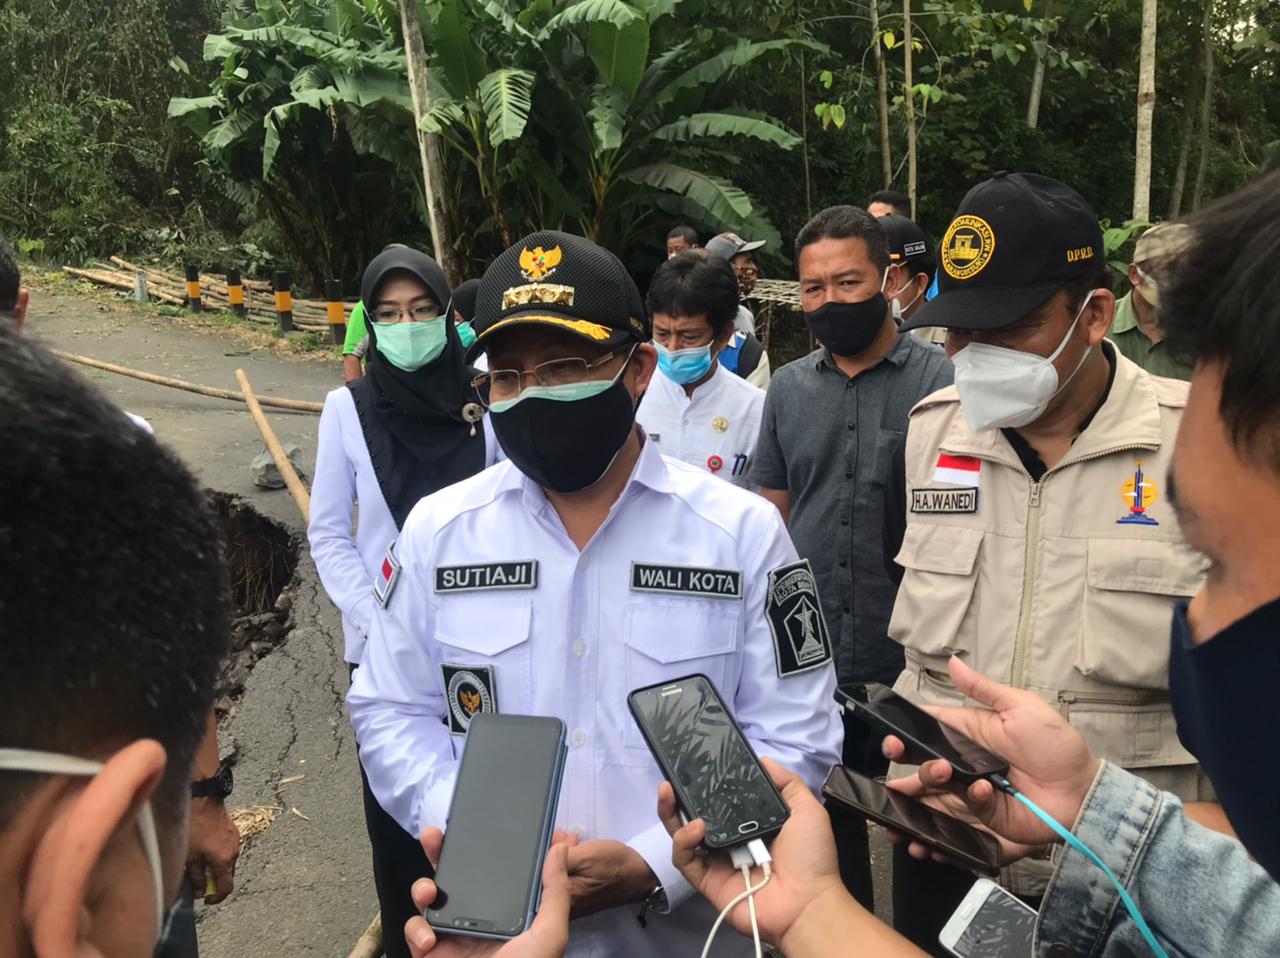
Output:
[2, 157, 1278, 958]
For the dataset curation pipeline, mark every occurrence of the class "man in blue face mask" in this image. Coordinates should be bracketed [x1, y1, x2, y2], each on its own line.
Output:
[635, 251, 766, 489]
[0, 326, 231, 957]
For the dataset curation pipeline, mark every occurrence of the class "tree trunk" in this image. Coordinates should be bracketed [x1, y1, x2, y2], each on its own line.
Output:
[397, 0, 464, 285]
[1132, 0, 1158, 222]
[902, 0, 917, 218]
[799, 47, 813, 219]
[870, 0, 893, 189]
[1026, 49, 1046, 128]
[1168, 0, 1208, 218]
[1191, 5, 1215, 210]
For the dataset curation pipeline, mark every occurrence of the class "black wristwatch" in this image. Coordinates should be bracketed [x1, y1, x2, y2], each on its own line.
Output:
[191, 761, 234, 801]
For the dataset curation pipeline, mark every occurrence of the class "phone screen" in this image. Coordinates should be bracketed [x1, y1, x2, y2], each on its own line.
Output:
[629, 675, 788, 847]
[951, 885, 1037, 958]
[841, 683, 1008, 779]
[823, 766, 1001, 874]
[428, 715, 565, 937]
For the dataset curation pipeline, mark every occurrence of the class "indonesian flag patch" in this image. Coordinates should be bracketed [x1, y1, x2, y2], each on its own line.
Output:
[933, 453, 981, 487]
[373, 541, 402, 609]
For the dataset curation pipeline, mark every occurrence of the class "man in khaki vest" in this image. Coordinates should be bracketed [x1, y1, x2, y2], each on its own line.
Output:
[883, 173, 1215, 955]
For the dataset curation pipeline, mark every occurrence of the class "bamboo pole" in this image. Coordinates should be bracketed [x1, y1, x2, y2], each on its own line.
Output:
[345, 913, 383, 958]
[236, 369, 311, 523]
[52, 350, 323, 413]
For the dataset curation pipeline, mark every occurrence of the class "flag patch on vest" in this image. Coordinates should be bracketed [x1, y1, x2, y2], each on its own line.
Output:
[441, 663, 497, 735]
[630, 563, 743, 600]
[933, 453, 981, 487]
[373, 542, 401, 609]
[434, 561, 538, 592]
[911, 487, 979, 514]
[764, 560, 833, 677]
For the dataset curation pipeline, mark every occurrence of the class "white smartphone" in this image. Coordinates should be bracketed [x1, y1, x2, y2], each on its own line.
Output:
[938, 878, 1038, 958]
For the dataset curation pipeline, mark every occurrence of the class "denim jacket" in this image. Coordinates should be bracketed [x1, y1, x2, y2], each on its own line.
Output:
[1036, 762, 1280, 957]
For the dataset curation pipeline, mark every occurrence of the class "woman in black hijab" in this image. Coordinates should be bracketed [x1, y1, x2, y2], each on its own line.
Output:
[307, 247, 498, 958]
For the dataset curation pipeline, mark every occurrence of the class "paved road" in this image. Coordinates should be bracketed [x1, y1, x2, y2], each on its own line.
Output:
[25, 288, 895, 955]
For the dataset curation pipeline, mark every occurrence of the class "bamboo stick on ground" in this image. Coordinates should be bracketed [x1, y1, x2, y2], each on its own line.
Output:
[345, 913, 383, 958]
[52, 350, 323, 413]
[236, 369, 311, 522]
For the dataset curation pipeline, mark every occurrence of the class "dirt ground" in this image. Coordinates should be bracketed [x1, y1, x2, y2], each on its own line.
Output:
[24, 284, 894, 956]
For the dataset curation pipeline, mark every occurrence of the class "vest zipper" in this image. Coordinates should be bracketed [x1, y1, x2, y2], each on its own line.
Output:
[1011, 480, 1042, 689]
[1057, 688, 1169, 719]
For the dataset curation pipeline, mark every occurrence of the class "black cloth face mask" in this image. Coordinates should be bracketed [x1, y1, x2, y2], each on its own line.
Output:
[489, 365, 638, 494]
[1169, 596, 1280, 881]
[804, 289, 889, 358]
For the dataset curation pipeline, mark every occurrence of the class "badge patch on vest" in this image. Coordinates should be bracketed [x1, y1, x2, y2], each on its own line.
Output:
[911, 487, 979, 514]
[434, 561, 538, 593]
[765, 560, 833, 677]
[373, 542, 401, 609]
[441, 663, 497, 735]
[630, 563, 743, 600]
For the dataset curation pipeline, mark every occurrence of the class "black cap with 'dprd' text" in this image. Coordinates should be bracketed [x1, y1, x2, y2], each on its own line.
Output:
[467, 230, 648, 363]
[901, 172, 1105, 333]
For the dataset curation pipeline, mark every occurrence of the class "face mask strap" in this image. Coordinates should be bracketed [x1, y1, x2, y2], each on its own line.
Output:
[0, 748, 166, 941]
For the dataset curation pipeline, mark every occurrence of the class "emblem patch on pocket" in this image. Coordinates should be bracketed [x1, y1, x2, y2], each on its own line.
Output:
[441, 663, 497, 735]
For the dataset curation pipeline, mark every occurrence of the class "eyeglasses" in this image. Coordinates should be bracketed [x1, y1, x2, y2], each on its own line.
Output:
[733, 265, 759, 280]
[471, 347, 633, 407]
[372, 304, 441, 324]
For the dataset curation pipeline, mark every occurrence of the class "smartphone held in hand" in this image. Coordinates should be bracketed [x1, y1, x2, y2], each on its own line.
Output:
[939, 878, 1038, 958]
[629, 673, 789, 849]
[836, 682, 1009, 784]
[427, 714, 567, 940]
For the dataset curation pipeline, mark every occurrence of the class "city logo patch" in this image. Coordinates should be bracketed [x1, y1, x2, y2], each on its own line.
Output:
[1116, 459, 1160, 526]
[373, 542, 401, 609]
[434, 561, 538, 593]
[911, 487, 979, 514]
[765, 559, 833, 678]
[630, 563, 743, 600]
[941, 215, 996, 281]
[441, 664, 497, 735]
[933, 453, 981, 487]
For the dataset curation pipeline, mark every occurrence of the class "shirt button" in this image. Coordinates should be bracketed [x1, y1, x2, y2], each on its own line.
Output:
[839, 559, 848, 568]
[578, 555, 590, 570]
[845, 470, 853, 479]
[569, 823, 587, 840]
[1047, 946, 1073, 958]
[841, 516, 850, 526]
[570, 729, 587, 748]
[847, 422, 855, 431]
[843, 605, 852, 615]
[572, 640, 588, 658]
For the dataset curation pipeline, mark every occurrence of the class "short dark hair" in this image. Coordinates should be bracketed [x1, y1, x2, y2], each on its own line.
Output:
[667, 225, 699, 246]
[904, 252, 935, 283]
[1161, 169, 1280, 468]
[868, 190, 912, 217]
[795, 206, 891, 274]
[0, 328, 231, 827]
[0, 235, 19, 314]
[646, 250, 739, 335]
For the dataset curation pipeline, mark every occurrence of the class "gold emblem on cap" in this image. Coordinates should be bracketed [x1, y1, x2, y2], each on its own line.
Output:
[502, 283, 575, 310]
[941, 215, 996, 281]
[712, 416, 729, 433]
[519, 245, 563, 282]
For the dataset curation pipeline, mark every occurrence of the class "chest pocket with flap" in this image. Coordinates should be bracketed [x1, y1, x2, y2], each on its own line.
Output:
[434, 597, 534, 715]
[888, 522, 984, 661]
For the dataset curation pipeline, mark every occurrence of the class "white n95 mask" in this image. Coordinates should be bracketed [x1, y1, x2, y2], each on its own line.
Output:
[0, 748, 168, 943]
[952, 292, 1095, 433]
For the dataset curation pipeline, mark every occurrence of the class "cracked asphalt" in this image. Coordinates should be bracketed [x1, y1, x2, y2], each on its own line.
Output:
[26, 284, 895, 955]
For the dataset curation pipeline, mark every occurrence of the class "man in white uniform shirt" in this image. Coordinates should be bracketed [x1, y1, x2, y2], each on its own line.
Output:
[637, 250, 766, 489]
[348, 230, 841, 957]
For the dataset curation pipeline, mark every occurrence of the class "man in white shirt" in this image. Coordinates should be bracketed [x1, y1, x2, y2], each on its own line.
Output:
[637, 251, 766, 489]
[348, 230, 841, 957]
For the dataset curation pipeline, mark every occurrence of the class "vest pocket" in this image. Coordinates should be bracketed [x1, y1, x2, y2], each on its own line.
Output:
[1075, 538, 1206, 689]
[889, 523, 983, 660]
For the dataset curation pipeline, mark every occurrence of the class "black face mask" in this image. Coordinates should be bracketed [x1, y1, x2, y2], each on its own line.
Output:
[1169, 596, 1280, 880]
[804, 292, 888, 357]
[489, 374, 638, 493]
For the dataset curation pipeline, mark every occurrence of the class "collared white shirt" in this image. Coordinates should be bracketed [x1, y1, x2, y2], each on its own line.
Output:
[637, 362, 766, 490]
[348, 437, 841, 957]
[308, 386, 500, 663]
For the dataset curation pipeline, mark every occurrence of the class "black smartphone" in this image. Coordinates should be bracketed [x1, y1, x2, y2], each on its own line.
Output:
[835, 682, 1009, 785]
[427, 714, 567, 940]
[628, 673, 790, 849]
[822, 766, 1001, 875]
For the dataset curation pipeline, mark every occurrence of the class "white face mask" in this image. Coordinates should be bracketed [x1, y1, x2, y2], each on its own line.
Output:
[0, 748, 168, 944]
[889, 274, 924, 324]
[952, 292, 1096, 432]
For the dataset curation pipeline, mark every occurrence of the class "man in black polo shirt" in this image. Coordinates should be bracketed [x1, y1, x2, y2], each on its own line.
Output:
[749, 206, 952, 909]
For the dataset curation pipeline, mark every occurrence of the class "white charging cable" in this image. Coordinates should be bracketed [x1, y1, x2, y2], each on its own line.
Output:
[699, 838, 773, 958]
